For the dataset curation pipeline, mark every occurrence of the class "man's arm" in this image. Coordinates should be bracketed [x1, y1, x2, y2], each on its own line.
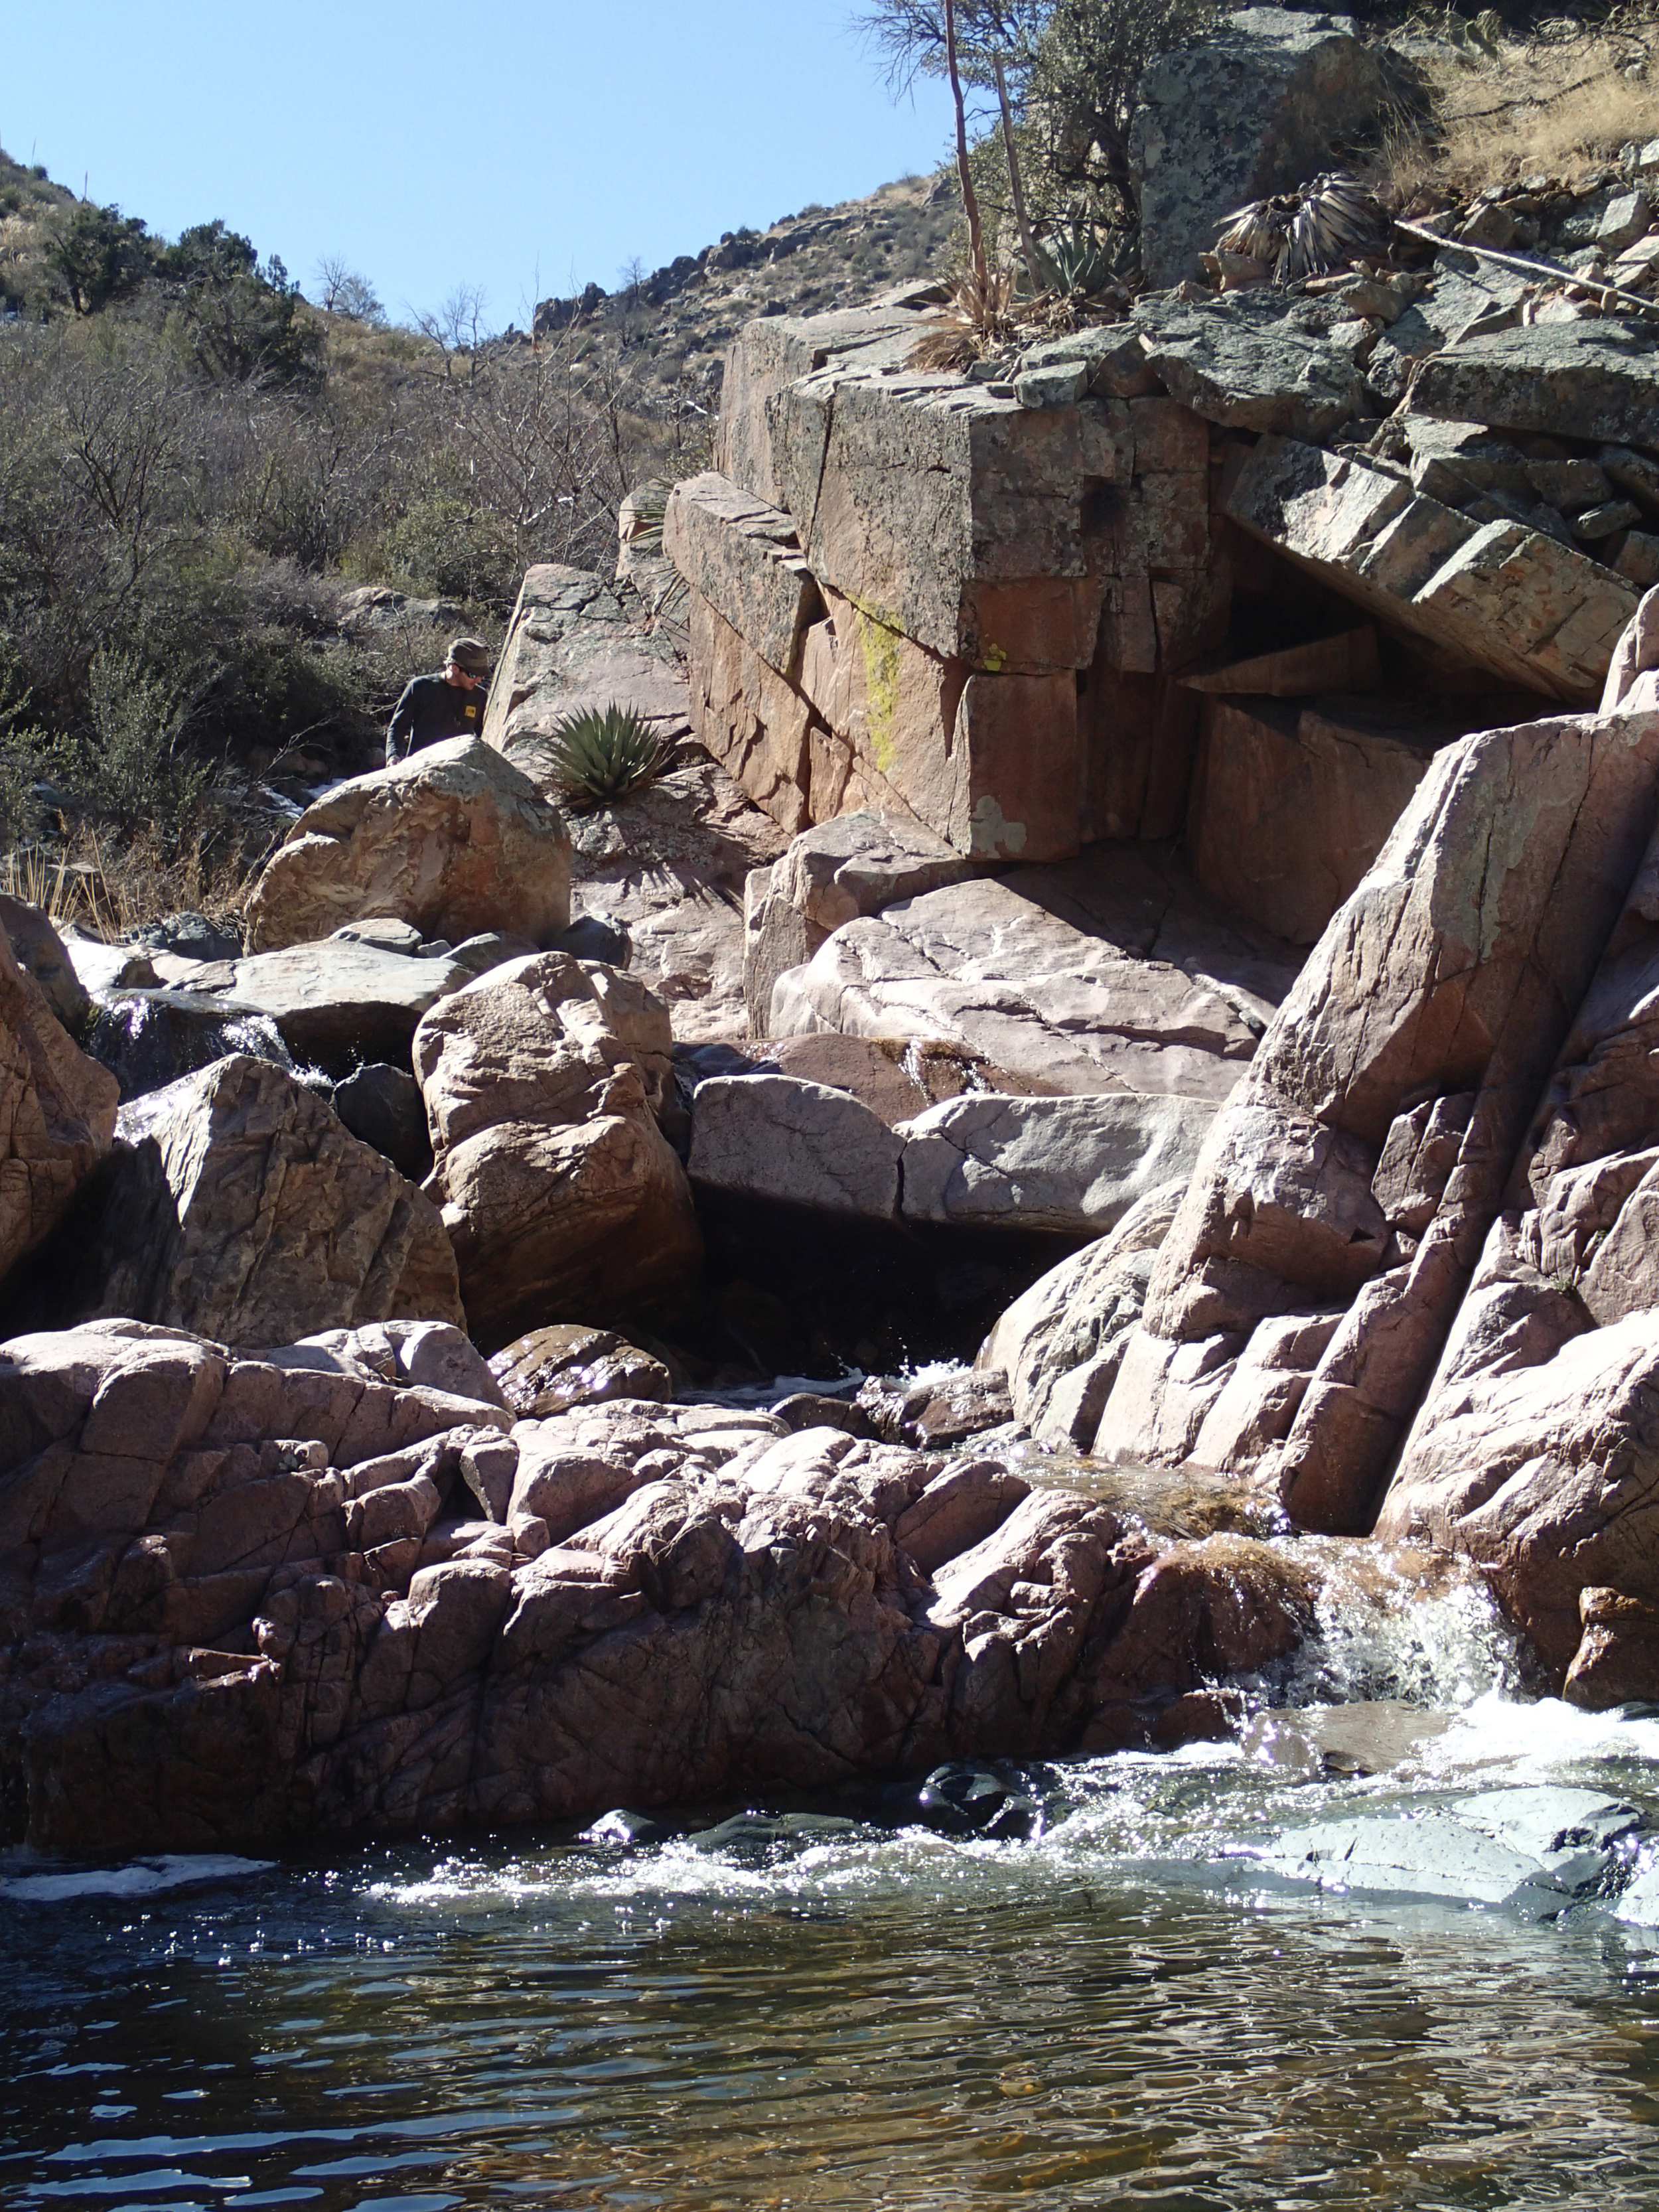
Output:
[386, 680, 419, 766]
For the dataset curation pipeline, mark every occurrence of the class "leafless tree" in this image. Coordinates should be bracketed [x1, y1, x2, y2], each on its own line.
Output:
[314, 254, 386, 325]
[411, 282, 492, 376]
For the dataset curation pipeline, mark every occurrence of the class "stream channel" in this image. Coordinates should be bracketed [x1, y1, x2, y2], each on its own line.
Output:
[7, 1528, 1659, 2207]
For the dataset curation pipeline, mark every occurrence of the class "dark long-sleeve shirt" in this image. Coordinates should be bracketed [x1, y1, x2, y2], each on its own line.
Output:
[386, 674, 488, 763]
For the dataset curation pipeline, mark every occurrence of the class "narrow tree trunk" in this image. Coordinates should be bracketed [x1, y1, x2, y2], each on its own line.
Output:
[944, 0, 989, 303]
[993, 54, 1045, 297]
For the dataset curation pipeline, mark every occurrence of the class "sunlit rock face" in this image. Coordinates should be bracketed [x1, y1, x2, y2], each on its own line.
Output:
[0, 1319, 1319, 1855]
[1085, 697, 1659, 1536]
[244, 737, 573, 954]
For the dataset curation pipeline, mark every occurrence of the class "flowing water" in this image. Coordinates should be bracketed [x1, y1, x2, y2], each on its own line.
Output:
[7, 1574, 1659, 2210]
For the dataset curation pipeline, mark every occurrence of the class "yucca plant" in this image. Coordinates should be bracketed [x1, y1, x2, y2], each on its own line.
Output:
[620, 480, 672, 561]
[543, 703, 675, 807]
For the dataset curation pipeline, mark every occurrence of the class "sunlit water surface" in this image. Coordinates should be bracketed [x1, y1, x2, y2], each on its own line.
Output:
[7, 1580, 1659, 2209]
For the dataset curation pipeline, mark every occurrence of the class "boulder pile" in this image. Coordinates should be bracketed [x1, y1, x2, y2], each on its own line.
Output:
[9, 5, 1659, 1850]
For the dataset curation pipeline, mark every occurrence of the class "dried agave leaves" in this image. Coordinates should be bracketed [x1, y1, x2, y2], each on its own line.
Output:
[1214, 174, 1394, 285]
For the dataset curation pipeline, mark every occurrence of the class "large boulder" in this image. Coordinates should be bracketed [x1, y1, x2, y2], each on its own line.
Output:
[0, 919, 119, 1282]
[31, 1055, 463, 1346]
[1130, 292, 1370, 443]
[1409, 323, 1659, 457]
[243, 739, 573, 954]
[680, 309, 1222, 857]
[413, 954, 701, 1350]
[1093, 700, 1659, 1530]
[1374, 786, 1659, 1696]
[208, 932, 472, 1078]
[0, 897, 92, 1033]
[1128, 7, 1394, 291]
[0, 1327, 1319, 1853]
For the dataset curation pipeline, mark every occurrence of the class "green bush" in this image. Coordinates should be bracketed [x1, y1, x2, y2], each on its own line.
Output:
[370, 494, 519, 607]
[46, 203, 152, 314]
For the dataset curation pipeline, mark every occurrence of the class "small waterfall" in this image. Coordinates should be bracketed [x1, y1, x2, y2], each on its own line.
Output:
[84, 988, 315, 1102]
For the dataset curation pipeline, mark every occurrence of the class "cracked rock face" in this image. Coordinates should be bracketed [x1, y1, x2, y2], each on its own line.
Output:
[33, 1055, 463, 1348]
[687, 1072, 903, 1218]
[896, 1091, 1217, 1235]
[1094, 699, 1659, 1538]
[1375, 769, 1659, 1700]
[0, 1321, 1320, 1855]
[480, 562, 691, 757]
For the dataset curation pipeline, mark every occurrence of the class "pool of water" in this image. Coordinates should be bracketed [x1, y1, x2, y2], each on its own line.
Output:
[7, 1585, 1659, 2210]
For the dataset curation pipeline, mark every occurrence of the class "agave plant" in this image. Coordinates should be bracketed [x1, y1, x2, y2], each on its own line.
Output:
[543, 704, 675, 807]
[1035, 222, 1118, 299]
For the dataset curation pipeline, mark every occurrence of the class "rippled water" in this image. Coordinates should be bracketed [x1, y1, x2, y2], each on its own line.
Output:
[7, 1585, 1659, 2210]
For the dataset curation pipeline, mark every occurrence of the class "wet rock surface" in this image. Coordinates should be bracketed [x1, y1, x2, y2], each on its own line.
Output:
[1247, 1785, 1644, 1919]
[0, 1322, 1323, 1855]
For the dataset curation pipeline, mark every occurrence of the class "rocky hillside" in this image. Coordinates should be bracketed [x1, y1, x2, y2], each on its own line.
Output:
[527, 173, 960, 411]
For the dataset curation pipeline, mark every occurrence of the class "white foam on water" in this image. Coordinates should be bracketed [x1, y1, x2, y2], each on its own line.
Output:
[1273, 1548, 1520, 1713]
[1415, 1689, 1659, 1784]
[0, 1853, 275, 1903]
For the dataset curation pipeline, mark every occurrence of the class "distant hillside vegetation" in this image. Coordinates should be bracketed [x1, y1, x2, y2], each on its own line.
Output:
[530, 175, 960, 411]
[0, 143, 960, 924]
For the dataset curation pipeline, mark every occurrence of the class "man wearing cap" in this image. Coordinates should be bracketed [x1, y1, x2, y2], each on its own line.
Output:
[384, 639, 492, 766]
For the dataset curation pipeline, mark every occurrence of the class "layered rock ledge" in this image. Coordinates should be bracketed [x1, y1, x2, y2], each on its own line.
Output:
[0, 1318, 1318, 1855]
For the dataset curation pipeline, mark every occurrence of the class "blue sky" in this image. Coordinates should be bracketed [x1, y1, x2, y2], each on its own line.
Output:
[9, 1, 959, 330]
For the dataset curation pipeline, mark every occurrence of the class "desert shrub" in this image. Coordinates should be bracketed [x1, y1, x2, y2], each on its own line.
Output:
[368, 494, 518, 606]
[46, 202, 153, 315]
[543, 704, 675, 806]
[155, 221, 324, 390]
[67, 646, 212, 849]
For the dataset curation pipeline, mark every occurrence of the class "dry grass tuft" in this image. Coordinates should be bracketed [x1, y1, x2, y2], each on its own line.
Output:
[1374, 13, 1659, 204]
[908, 264, 1021, 372]
[1, 829, 252, 944]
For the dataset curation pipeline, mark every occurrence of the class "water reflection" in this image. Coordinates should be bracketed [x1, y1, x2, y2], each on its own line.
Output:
[6, 1610, 1659, 2208]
